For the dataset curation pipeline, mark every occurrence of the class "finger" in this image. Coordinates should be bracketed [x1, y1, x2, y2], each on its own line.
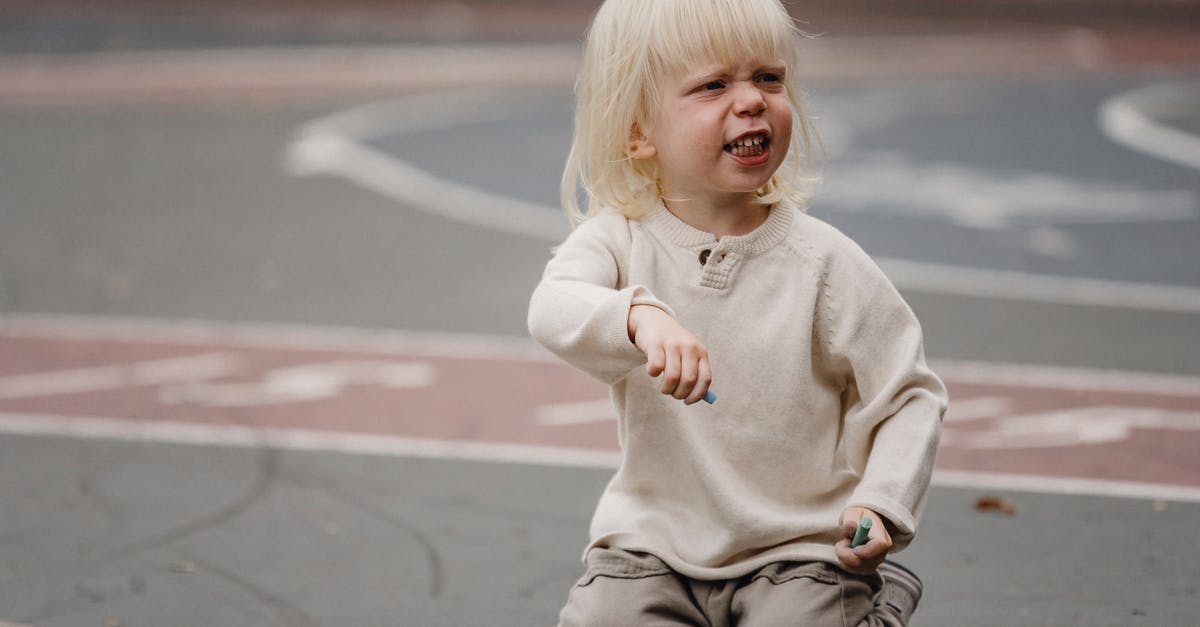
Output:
[684, 354, 712, 405]
[645, 344, 666, 377]
[854, 534, 891, 561]
[660, 344, 682, 395]
[837, 543, 882, 575]
[674, 346, 700, 400]
[835, 541, 868, 573]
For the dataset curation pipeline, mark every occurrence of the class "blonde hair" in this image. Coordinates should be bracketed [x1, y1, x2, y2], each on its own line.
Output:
[563, 0, 821, 226]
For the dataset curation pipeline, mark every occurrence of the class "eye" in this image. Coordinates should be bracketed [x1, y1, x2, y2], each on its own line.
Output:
[701, 80, 726, 91]
[756, 72, 783, 84]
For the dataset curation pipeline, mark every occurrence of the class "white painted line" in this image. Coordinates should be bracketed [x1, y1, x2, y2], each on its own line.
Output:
[285, 90, 570, 242]
[0, 30, 1127, 106]
[2, 410, 1197, 503]
[1100, 81, 1200, 172]
[819, 154, 1196, 228]
[933, 469, 1200, 504]
[0, 313, 554, 362]
[943, 405, 1200, 450]
[287, 128, 569, 242]
[942, 396, 1014, 423]
[286, 88, 536, 144]
[880, 257, 1200, 314]
[0, 353, 240, 400]
[929, 358, 1200, 398]
[4, 313, 1200, 395]
[287, 90, 1200, 313]
[0, 412, 622, 470]
[0, 45, 582, 104]
[536, 399, 616, 426]
[159, 360, 436, 407]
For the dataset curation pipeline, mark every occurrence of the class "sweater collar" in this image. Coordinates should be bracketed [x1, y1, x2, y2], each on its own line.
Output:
[641, 201, 794, 257]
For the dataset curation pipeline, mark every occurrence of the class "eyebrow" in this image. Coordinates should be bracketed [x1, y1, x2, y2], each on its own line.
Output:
[683, 62, 787, 84]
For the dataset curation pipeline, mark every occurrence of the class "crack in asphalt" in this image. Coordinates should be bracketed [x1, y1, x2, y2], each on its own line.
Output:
[284, 468, 446, 599]
[91, 432, 279, 567]
[190, 554, 321, 627]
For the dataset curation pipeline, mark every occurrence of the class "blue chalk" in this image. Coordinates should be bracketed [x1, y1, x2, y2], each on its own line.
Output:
[703, 389, 717, 404]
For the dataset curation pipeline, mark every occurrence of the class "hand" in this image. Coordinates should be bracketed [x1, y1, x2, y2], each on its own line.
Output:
[835, 507, 893, 574]
[627, 305, 712, 405]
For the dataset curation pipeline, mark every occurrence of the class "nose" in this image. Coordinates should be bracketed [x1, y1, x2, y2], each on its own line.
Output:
[732, 81, 767, 117]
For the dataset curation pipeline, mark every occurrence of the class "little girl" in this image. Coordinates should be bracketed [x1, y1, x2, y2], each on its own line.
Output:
[527, 0, 947, 624]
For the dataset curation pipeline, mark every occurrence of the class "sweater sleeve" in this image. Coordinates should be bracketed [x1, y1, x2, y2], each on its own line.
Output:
[527, 213, 672, 384]
[817, 234, 948, 552]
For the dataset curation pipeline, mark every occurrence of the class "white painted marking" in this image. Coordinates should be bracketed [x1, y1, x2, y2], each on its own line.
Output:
[928, 358, 1200, 397]
[1100, 81, 1200, 172]
[819, 152, 1197, 228]
[933, 469, 1200, 503]
[0, 45, 582, 104]
[536, 399, 616, 426]
[0, 412, 621, 470]
[3, 313, 1199, 394]
[285, 90, 570, 242]
[944, 406, 1200, 450]
[0, 31, 1123, 106]
[1026, 226, 1079, 260]
[0, 313, 554, 362]
[1, 411, 1197, 502]
[0, 353, 240, 400]
[286, 90, 1200, 313]
[942, 396, 1014, 422]
[159, 360, 435, 407]
[880, 257, 1200, 314]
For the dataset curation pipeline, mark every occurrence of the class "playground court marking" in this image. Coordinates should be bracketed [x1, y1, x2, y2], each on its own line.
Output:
[1100, 80, 1200, 172]
[287, 89, 1200, 314]
[3, 313, 1200, 503]
[4, 410, 1200, 504]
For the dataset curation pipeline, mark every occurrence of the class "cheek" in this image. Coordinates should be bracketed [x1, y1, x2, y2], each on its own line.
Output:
[775, 123, 793, 157]
[772, 108, 794, 155]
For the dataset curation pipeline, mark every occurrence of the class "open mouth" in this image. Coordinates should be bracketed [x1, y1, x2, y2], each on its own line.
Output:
[723, 133, 769, 158]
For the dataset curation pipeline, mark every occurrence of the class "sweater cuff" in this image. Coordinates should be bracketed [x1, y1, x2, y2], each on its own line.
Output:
[630, 286, 675, 318]
[847, 494, 917, 551]
[593, 285, 666, 383]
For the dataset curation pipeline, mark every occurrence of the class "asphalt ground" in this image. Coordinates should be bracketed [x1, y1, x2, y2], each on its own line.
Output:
[3, 2, 1200, 626]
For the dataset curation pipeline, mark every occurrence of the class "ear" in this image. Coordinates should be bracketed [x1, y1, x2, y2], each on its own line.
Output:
[626, 123, 657, 160]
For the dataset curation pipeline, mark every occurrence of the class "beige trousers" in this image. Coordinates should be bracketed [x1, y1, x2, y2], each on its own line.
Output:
[558, 547, 905, 627]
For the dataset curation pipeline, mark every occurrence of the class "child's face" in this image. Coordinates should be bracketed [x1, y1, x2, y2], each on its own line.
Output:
[638, 58, 793, 209]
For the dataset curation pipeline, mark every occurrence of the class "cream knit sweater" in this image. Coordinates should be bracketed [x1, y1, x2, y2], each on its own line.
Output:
[528, 202, 947, 580]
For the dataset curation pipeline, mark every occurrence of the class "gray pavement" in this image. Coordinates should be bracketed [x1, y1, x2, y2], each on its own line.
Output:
[5, 435, 1199, 626]
[3, 2, 1200, 626]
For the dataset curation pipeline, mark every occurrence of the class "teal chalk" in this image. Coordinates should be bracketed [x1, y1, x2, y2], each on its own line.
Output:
[703, 389, 717, 404]
[851, 516, 872, 548]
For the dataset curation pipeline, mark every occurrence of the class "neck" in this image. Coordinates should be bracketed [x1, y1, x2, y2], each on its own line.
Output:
[661, 193, 769, 239]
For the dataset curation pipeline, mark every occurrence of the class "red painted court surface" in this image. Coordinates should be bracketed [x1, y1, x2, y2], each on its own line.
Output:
[3, 315, 1199, 497]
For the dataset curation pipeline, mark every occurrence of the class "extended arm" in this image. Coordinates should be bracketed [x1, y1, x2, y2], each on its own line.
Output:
[528, 214, 712, 402]
[818, 237, 948, 556]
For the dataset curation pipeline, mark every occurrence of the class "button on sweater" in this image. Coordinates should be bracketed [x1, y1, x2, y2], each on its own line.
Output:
[527, 202, 947, 580]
